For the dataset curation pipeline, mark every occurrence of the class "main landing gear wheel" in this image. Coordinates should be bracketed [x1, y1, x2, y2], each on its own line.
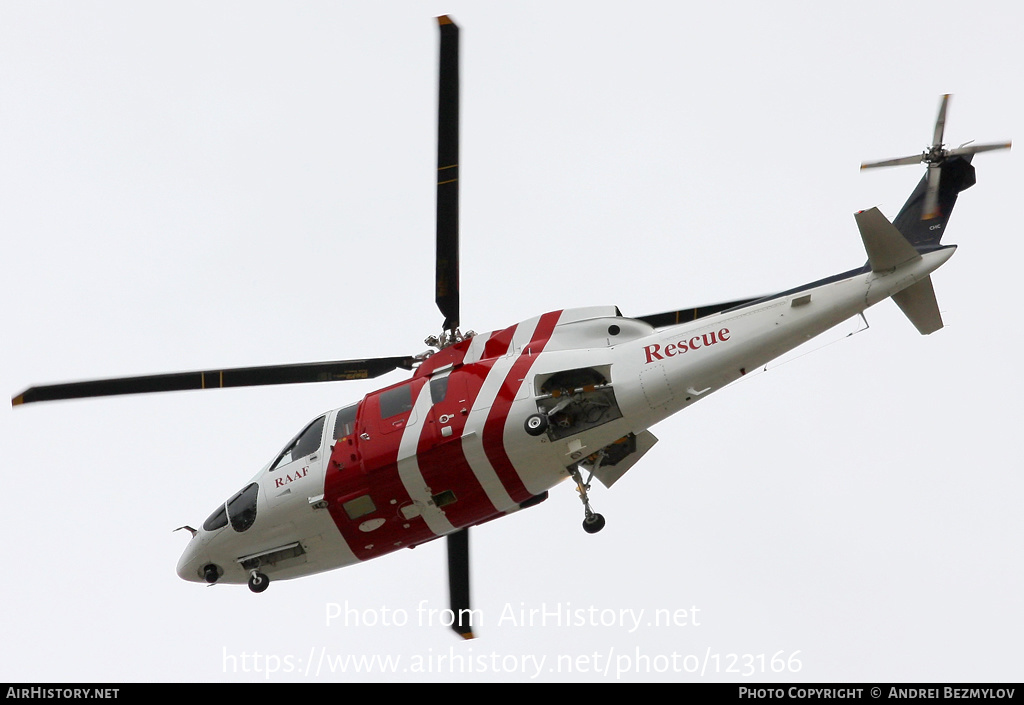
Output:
[524, 413, 549, 436]
[248, 570, 270, 593]
[568, 464, 605, 534]
[583, 512, 606, 534]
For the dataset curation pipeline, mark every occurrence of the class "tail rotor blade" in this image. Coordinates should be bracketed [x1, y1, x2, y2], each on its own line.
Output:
[932, 94, 950, 147]
[861, 154, 925, 169]
[922, 163, 943, 220]
[435, 16, 460, 333]
[946, 140, 1012, 157]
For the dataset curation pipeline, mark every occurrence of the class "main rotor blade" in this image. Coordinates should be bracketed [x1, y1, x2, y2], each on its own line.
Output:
[12, 356, 415, 407]
[860, 154, 924, 169]
[435, 15, 460, 332]
[446, 528, 474, 639]
[932, 94, 950, 147]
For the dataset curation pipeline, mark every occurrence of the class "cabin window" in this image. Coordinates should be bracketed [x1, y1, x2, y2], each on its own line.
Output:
[343, 494, 376, 520]
[429, 375, 449, 404]
[379, 385, 413, 419]
[431, 490, 457, 507]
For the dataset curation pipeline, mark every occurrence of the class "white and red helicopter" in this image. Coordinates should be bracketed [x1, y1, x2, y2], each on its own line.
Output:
[11, 17, 1010, 640]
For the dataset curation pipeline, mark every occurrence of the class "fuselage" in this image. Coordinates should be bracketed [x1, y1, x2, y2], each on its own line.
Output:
[176, 245, 955, 586]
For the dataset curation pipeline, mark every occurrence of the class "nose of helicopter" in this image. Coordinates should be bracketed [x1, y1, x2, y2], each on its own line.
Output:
[176, 526, 231, 585]
[176, 534, 208, 584]
[177, 481, 263, 584]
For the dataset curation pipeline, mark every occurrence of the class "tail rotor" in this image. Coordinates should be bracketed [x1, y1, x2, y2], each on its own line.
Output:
[861, 95, 1010, 220]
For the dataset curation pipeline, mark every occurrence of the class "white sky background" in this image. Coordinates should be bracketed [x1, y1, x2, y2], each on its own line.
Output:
[1, 0, 1020, 683]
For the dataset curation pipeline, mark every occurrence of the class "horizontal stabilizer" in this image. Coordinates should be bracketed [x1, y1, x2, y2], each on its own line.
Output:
[891, 275, 944, 335]
[855, 207, 921, 272]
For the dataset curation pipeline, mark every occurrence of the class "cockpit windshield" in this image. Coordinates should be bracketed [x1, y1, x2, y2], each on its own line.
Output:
[227, 483, 259, 532]
[203, 503, 228, 532]
[202, 482, 259, 533]
[270, 415, 326, 471]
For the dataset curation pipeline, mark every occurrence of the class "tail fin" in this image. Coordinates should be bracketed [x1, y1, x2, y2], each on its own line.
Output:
[892, 155, 975, 250]
[855, 207, 945, 335]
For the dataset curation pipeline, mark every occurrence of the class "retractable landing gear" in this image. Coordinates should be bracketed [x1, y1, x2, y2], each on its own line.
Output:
[524, 413, 549, 436]
[568, 464, 605, 534]
[248, 570, 270, 593]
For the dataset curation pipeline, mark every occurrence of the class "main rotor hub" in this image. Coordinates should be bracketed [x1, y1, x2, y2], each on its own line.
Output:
[923, 145, 946, 164]
[425, 328, 475, 351]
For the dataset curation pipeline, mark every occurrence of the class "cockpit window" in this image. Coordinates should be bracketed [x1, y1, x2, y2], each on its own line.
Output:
[227, 483, 259, 533]
[271, 415, 326, 471]
[333, 404, 358, 441]
[203, 504, 228, 532]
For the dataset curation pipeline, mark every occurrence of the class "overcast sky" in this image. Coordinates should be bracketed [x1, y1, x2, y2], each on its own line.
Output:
[2, 0, 1020, 683]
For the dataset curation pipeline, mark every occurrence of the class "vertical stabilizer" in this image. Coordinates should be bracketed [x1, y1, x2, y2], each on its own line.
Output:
[892, 156, 975, 250]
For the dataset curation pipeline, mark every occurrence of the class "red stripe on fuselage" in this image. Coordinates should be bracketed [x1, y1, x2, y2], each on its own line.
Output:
[481, 311, 562, 503]
[324, 378, 433, 562]
[414, 359, 497, 528]
[322, 315, 562, 561]
[482, 324, 515, 359]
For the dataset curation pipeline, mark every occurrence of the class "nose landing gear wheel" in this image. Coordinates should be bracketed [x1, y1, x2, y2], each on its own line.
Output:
[248, 570, 270, 593]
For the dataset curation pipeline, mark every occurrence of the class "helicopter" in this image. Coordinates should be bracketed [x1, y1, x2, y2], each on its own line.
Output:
[10, 17, 1010, 641]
